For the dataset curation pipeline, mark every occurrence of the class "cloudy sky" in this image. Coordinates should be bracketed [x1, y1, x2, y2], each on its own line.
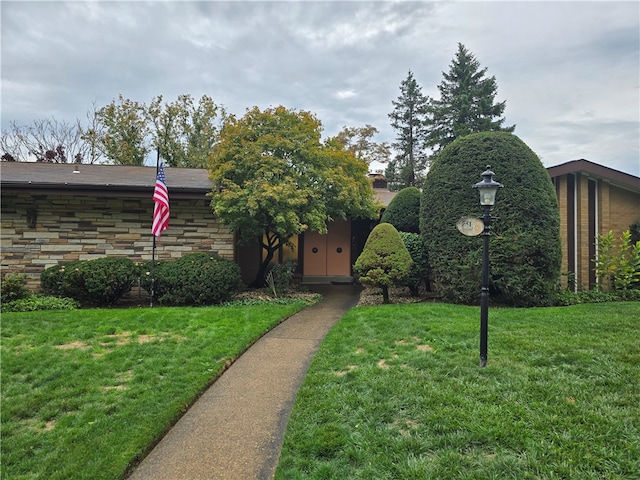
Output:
[2, 1, 639, 176]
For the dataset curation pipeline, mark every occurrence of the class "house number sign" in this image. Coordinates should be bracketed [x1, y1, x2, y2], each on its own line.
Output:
[456, 217, 484, 237]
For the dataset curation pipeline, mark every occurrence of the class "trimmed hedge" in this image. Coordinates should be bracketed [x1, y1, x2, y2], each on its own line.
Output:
[142, 253, 243, 306]
[380, 187, 421, 233]
[421, 132, 561, 306]
[41, 257, 138, 307]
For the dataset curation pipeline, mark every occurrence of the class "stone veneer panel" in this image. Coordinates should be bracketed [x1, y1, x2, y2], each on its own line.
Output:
[1, 193, 235, 290]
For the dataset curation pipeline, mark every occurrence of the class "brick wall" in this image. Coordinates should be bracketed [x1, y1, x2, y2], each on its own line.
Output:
[554, 173, 640, 291]
[1, 193, 235, 290]
[555, 176, 569, 288]
[608, 186, 640, 235]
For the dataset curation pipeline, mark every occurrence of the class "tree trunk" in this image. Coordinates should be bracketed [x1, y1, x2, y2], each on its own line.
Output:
[252, 230, 285, 288]
[382, 285, 390, 304]
[252, 247, 274, 288]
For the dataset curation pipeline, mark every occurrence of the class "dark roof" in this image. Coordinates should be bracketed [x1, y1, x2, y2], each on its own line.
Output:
[547, 159, 640, 192]
[0, 162, 396, 205]
[0, 162, 213, 198]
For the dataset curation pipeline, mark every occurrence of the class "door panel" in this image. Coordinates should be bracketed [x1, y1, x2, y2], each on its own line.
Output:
[303, 230, 327, 275]
[327, 220, 351, 275]
[303, 220, 352, 276]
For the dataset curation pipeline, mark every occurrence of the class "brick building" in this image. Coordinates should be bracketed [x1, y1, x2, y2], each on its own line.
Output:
[547, 159, 640, 291]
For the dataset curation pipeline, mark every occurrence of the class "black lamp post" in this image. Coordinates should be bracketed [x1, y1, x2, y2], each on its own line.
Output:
[473, 166, 503, 367]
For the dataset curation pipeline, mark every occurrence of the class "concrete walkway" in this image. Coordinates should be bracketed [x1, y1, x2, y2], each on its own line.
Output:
[126, 285, 362, 480]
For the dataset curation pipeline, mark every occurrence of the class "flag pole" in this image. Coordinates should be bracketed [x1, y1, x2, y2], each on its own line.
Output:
[151, 148, 160, 307]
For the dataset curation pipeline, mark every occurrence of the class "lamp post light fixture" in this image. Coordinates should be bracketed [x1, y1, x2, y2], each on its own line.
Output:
[473, 166, 503, 367]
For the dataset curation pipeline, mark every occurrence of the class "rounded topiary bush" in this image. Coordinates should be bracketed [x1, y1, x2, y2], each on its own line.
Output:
[354, 223, 413, 304]
[148, 253, 243, 306]
[380, 187, 421, 233]
[41, 257, 138, 306]
[421, 132, 561, 307]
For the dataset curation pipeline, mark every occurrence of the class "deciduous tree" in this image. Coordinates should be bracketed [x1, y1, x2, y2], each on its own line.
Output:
[329, 124, 391, 166]
[147, 94, 224, 168]
[208, 106, 378, 286]
[1, 118, 90, 163]
[94, 95, 149, 165]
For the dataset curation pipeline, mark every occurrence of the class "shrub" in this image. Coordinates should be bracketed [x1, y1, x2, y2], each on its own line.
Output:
[41, 257, 138, 306]
[554, 287, 640, 306]
[594, 230, 640, 291]
[630, 221, 640, 245]
[144, 253, 243, 306]
[1, 273, 31, 303]
[380, 187, 421, 233]
[421, 132, 562, 307]
[354, 223, 413, 304]
[398, 232, 429, 296]
[2, 295, 79, 312]
[40, 261, 81, 298]
[266, 262, 296, 297]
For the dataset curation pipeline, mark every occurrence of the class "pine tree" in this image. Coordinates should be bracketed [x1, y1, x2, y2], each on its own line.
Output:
[387, 70, 430, 190]
[426, 43, 515, 153]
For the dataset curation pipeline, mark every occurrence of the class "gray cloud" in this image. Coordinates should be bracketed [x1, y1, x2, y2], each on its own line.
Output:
[2, 1, 638, 175]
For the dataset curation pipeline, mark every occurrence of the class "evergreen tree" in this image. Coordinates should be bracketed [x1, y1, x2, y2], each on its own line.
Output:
[426, 43, 515, 153]
[354, 223, 413, 304]
[421, 132, 561, 307]
[380, 186, 421, 233]
[387, 70, 430, 190]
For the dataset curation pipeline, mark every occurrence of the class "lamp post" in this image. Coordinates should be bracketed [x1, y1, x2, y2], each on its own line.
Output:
[473, 166, 503, 367]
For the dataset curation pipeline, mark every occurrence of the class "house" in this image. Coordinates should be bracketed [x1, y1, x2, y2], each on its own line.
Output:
[547, 159, 640, 291]
[3, 159, 637, 293]
[1, 162, 393, 289]
[1, 162, 234, 290]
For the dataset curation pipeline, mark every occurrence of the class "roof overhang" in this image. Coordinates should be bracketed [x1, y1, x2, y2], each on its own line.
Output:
[1, 162, 213, 199]
[547, 159, 640, 193]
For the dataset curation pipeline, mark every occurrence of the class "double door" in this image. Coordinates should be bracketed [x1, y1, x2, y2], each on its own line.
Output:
[303, 220, 351, 276]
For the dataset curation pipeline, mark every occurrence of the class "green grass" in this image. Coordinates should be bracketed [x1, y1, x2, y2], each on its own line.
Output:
[1, 300, 312, 480]
[276, 302, 640, 479]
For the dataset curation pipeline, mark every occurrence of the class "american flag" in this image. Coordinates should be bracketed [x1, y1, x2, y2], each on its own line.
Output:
[152, 163, 170, 237]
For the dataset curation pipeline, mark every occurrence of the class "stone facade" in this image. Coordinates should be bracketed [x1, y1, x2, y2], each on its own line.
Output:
[1, 192, 234, 290]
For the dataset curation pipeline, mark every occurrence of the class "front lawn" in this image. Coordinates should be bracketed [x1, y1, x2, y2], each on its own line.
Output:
[1, 299, 313, 480]
[276, 302, 640, 479]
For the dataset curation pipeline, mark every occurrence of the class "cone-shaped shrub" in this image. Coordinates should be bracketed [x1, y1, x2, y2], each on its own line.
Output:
[354, 223, 413, 303]
[421, 132, 561, 306]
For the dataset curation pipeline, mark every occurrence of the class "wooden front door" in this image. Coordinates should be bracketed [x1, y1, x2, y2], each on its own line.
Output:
[303, 220, 351, 276]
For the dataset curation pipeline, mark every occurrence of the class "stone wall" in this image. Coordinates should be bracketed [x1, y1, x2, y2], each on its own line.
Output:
[1, 192, 235, 290]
